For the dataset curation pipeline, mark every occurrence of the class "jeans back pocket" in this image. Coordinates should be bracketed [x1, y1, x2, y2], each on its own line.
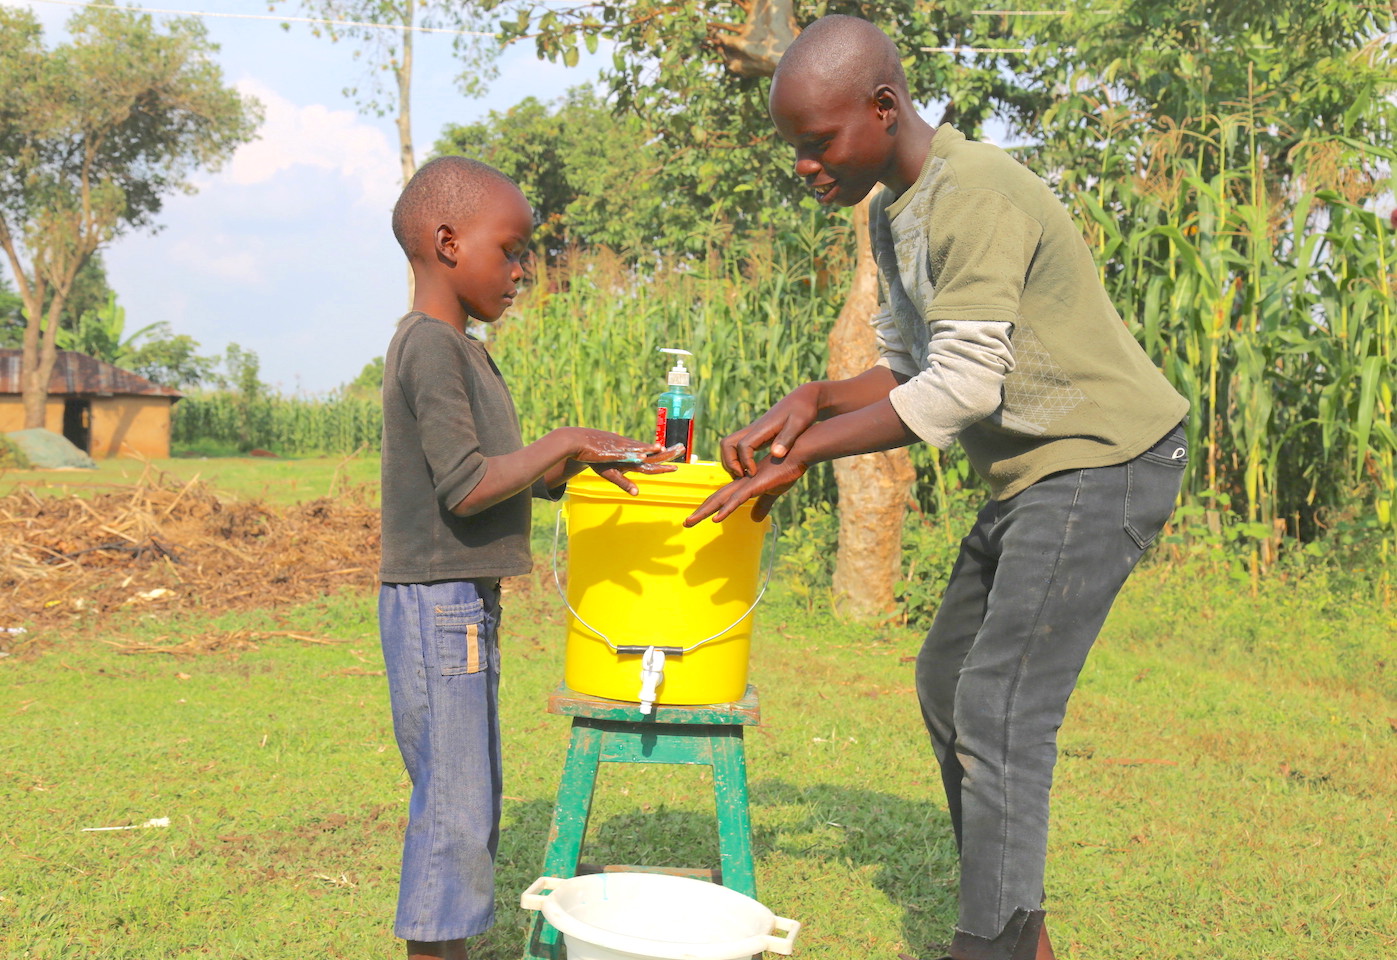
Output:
[434, 599, 487, 676]
[1124, 432, 1187, 551]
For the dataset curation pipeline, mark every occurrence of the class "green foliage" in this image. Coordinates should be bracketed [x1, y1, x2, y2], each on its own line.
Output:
[51, 285, 222, 389]
[273, 0, 502, 113]
[0, 5, 260, 241]
[1026, 0, 1395, 182]
[172, 391, 383, 456]
[435, 85, 713, 262]
[1, 526, 1392, 958]
[1, 256, 112, 349]
[1064, 111, 1396, 556]
[494, 0, 1050, 240]
[0, 270, 21, 347]
[211, 342, 265, 397]
[341, 355, 385, 401]
[122, 331, 220, 390]
[0, 3, 260, 415]
[0, 434, 30, 469]
[55, 291, 159, 365]
[490, 218, 848, 530]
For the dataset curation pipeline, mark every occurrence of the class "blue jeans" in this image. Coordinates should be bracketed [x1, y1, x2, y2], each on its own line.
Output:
[916, 423, 1187, 958]
[379, 579, 503, 942]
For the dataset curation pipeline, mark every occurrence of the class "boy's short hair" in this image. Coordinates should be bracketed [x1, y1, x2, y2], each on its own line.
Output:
[392, 156, 521, 260]
[773, 14, 907, 99]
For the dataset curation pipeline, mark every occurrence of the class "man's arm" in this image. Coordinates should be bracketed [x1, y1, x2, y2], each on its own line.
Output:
[721, 365, 908, 476]
[689, 398, 918, 525]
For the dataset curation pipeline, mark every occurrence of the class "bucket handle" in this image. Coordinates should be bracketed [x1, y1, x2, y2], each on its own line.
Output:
[552, 508, 778, 655]
[519, 876, 563, 912]
[766, 915, 802, 955]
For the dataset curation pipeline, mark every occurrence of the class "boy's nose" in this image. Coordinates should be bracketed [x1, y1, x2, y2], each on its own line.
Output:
[794, 157, 821, 179]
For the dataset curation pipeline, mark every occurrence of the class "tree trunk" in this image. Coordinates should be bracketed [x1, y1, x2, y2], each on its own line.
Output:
[827, 196, 915, 620]
[396, 3, 416, 307]
[21, 296, 64, 430]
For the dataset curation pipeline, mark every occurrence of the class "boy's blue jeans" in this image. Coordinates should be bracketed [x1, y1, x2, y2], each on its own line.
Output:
[916, 422, 1187, 958]
[379, 578, 503, 943]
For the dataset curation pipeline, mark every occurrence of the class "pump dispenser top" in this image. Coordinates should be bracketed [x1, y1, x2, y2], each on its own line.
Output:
[660, 347, 692, 385]
[656, 348, 696, 462]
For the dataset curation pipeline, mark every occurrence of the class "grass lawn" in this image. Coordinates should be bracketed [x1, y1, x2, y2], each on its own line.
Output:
[2, 468, 1393, 959]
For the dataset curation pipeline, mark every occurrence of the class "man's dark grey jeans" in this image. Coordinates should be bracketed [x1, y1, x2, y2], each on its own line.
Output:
[916, 422, 1188, 958]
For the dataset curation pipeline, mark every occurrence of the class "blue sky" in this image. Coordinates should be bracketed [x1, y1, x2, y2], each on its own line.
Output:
[7, 0, 613, 395]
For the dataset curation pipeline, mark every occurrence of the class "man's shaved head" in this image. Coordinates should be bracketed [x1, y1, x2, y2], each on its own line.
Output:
[392, 156, 522, 261]
[772, 15, 907, 104]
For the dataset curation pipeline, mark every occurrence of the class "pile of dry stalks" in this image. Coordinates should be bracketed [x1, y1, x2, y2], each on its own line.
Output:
[1, 469, 380, 649]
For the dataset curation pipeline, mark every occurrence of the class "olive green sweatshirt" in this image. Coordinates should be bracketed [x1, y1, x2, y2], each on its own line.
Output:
[870, 124, 1188, 499]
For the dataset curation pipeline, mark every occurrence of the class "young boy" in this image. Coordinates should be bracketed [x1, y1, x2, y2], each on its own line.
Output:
[686, 16, 1188, 960]
[380, 156, 675, 960]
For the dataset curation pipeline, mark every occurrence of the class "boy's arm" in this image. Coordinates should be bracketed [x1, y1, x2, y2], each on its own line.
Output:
[453, 429, 674, 517]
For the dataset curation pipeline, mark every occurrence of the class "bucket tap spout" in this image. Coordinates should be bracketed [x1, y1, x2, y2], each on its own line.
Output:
[637, 647, 666, 715]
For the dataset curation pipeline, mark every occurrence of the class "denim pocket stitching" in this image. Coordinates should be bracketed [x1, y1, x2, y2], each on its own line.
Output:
[434, 599, 486, 676]
[1124, 458, 1184, 550]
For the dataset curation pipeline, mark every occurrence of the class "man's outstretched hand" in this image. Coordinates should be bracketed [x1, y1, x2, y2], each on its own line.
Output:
[683, 456, 806, 526]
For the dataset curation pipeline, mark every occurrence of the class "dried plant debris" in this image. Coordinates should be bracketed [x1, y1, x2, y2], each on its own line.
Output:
[1, 470, 380, 646]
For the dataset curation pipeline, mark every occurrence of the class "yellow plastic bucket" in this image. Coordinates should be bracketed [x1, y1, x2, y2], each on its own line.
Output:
[558, 461, 772, 706]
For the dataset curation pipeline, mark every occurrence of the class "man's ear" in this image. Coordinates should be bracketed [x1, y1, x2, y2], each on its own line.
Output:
[873, 84, 900, 129]
[434, 223, 458, 266]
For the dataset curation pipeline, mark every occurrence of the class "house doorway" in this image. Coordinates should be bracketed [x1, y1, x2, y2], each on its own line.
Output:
[63, 399, 91, 453]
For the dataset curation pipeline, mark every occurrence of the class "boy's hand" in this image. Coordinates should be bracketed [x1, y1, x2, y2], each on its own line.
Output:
[569, 431, 682, 496]
[720, 383, 820, 478]
[684, 455, 807, 525]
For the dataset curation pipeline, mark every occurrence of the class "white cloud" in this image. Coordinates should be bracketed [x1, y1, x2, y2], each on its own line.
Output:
[225, 78, 400, 208]
[168, 240, 263, 285]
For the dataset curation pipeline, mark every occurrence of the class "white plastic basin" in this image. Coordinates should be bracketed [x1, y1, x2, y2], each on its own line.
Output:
[520, 873, 801, 960]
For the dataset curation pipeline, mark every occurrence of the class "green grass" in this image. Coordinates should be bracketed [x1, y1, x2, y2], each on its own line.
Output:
[2, 498, 1393, 958]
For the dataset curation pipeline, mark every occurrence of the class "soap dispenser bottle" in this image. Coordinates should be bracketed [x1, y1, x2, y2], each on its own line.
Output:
[655, 347, 695, 463]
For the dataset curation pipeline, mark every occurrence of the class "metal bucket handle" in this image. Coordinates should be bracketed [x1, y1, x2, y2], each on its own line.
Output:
[551, 507, 778, 655]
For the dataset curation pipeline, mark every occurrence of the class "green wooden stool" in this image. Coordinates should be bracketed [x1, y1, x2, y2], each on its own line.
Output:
[523, 683, 761, 960]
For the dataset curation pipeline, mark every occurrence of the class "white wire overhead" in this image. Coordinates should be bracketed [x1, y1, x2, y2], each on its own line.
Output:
[23, 0, 500, 37]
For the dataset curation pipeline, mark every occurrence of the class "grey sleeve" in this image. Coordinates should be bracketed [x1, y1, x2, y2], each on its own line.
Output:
[885, 188, 1037, 446]
[395, 324, 488, 512]
[888, 319, 1014, 448]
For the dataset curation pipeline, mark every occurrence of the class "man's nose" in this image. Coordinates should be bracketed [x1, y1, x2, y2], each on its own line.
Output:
[794, 157, 820, 178]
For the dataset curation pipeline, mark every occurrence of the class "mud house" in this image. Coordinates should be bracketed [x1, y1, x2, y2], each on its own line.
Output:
[0, 350, 182, 459]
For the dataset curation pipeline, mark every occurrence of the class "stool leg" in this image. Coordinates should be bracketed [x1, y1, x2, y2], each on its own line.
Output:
[526, 720, 604, 960]
[710, 727, 757, 900]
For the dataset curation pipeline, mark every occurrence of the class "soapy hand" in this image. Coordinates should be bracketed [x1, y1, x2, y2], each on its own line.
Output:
[684, 454, 806, 525]
[720, 383, 820, 478]
[569, 430, 682, 496]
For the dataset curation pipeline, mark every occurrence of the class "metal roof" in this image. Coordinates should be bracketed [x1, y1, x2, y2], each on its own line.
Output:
[0, 350, 182, 399]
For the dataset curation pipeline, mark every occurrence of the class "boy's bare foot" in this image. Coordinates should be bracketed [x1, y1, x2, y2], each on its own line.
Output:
[407, 940, 467, 960]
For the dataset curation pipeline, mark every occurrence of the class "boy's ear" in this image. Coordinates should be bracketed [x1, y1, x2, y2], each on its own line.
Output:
[434, 223, 459, 266]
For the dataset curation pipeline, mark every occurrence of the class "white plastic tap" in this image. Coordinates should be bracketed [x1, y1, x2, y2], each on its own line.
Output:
[637, 647, 666, 715]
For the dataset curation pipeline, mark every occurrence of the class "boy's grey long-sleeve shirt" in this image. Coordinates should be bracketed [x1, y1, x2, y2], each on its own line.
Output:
[379, 312, 552, 583]
[870, 124, 1187, 499]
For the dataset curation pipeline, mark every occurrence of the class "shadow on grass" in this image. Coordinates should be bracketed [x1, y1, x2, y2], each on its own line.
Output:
[470, 782, 959, 959]
[752, 779, 960, 955]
